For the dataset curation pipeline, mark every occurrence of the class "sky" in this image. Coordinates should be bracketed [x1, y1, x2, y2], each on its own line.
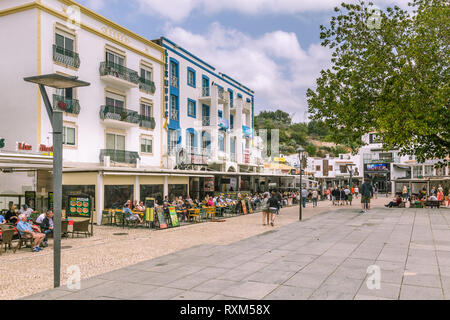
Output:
[76, 0, 411, 122]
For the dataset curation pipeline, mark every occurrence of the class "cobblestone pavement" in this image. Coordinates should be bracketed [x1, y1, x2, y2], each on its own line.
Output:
[25, 206, 450, 300]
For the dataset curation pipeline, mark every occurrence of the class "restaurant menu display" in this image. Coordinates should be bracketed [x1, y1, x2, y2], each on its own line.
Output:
[67, 195, 91, 217]
[168, 206, 180, 227]
[145, 207, 154, 222]
[156, 207, 167, 229]
[24, 191, 36, 210]
[241, 200, 248, 215]
[48, 192, 54, 211]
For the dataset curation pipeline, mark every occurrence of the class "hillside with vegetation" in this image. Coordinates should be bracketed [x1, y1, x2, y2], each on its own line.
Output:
[253, 110, 352, 158]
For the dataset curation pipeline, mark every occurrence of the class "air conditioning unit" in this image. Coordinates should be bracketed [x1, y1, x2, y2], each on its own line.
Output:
[104, 156, 110, 167]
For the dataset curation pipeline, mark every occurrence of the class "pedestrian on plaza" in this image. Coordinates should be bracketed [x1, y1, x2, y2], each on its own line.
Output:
[360, 179, 374, 213]
[340, 187, 346, 206]
[301, 187, 308, 208]
[312, 189, 318, 207]
[402, 186, 408, 201]
[261, 193, 270, 226]
[16, 214, 45, 252]
[40, 210, 54, 247]
[344, 186, 351, 205]
[437, 189, 444, 206]
[373, 185, 378, 199]
[268, 192, 279, 226]
[354, 186, 359, 199]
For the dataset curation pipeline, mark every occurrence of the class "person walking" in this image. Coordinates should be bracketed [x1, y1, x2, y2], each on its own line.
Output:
[268, 192, 279, 226]
[360, 179, 374, 213]
[312, 189, 318, 207]
[301, 187, 308, 208]
[402, 186, 408, 201]
[261, 193, 270, 226]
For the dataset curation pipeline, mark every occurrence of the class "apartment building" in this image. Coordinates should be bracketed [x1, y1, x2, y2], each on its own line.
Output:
[152, 37, 262, 198]
[0, 0, 167, 223]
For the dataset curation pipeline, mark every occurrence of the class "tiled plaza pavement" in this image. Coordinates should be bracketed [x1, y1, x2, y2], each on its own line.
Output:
[25, 207, 450, 300]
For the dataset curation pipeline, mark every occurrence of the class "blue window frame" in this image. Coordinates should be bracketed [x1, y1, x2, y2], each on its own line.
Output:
[187, 98, 196, 118]
[230, 114, 234, 129]
[201, 75, 210, 97]
[237, 93, 243, 99]
[169, 58, 179, 89]
[187, 67, 196, 88]
[218, 110, 223, 118]
[218, 131, 225, 152]
[228, 89, 233, 108]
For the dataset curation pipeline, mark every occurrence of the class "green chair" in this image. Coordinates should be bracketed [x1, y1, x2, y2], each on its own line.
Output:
[101, 210, 113, 225]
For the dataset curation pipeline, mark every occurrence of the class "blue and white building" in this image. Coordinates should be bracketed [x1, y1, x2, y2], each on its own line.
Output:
[153, 37, 263, 197]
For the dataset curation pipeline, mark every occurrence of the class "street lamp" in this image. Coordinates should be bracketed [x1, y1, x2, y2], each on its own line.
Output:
[297, 147, 305, 221]
[24, 74, 90, 288]
[345, 164, 354, 190]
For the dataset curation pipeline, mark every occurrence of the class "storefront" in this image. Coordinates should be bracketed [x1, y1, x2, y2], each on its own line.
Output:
[0, 151, 53, 212]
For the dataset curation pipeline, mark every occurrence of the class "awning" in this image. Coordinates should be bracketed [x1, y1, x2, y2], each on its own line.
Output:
[394, 164, 411, 169]
[264, 163, 294, 171]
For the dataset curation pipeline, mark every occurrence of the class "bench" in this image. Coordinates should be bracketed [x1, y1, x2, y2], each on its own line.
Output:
[425, 200, 440, 208]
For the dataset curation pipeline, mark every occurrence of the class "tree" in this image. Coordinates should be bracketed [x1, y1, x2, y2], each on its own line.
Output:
[307, 0, 449, 165]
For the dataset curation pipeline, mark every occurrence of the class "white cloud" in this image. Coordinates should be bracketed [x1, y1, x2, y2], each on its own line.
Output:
[137, 0, 411, 22]
[165, 23, 332, 122]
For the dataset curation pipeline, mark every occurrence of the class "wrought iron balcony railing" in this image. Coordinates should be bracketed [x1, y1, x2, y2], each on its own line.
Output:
[202, 87, 210, 97]
[170, 109, 179, 121]
[100, 105, 140, 124]
[170, 76, 178, 88]
[100, 149, 140, 164]
[139, 77, 156, 94]
[202, 116, 210, 126]
[53, 94, 80, 114]
[99, 61, 139, 84]
[140, 115, 156, 129]
[53, 45, 80, 68]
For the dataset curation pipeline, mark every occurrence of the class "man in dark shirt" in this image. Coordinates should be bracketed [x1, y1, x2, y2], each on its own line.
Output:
[360, 179, 374, 213]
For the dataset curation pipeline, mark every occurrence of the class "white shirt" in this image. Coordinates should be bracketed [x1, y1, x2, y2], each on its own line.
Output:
[36, 213, 45, 224]
[19, 208, 33, 217]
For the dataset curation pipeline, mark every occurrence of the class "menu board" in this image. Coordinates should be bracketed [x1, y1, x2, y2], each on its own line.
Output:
[247, 200, 253, 214]
[241, 200, 248, 215]
[145, 207, 154, 222]
[168, 206, 180, 227]
[24, 191, 36, 210]
[156, 207, 167, 229]
[67, 195, 91, 217]
[48, 192, 54, 211]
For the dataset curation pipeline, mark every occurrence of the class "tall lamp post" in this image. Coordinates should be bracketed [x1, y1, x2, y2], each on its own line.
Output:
[346, 164, 354, 190]
[297, 147, 305, 221]
[24, 74, 90, 288]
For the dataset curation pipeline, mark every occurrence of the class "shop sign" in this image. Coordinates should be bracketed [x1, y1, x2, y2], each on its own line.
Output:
[168, 206, 180, 227]
[204, 177, 215, 192]
[17, 142, 32, 151]
[68, 195, 91, 217]
[39, 144, 53, 152]
[274, 157, 286, 163]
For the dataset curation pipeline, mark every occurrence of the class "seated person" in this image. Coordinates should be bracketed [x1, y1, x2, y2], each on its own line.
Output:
[19, 204, 33, 218]
[136, 201, 145, 212]
[40, 211, 54, 247]
[123, 203, 142, 226]
[16, 214, 45, 252]
[385, 196, 403, 208]
[428, 195, 438, 201]
[5, 205, 18, 224]
[0, 213, 5, 224]
[35, 212, 46, 224]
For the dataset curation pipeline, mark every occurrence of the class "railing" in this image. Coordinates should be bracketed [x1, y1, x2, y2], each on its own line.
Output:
[170, 76, 178, 88]
[53, 94, 80, 114]
[139, 77, 156, 94]
[242, 125, 252, 137]
[218, 87, 225, 100]
[230, 152, 236, 162]
[139, 115, 156, 129]
[202, 87, 210, 97]
[100, 105, 140, 124]
[99, 61, 139, 84]
[100, 149, 140, 164]
[53, 45, 80, 68]
[170, 109, 179, 121]
[202, 116, 210, 126]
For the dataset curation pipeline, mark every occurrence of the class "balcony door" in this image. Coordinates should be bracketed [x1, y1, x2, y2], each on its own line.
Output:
[55, 32, 74, 53]
[106, 51, 124, 67]
[106, 133, 125, 151]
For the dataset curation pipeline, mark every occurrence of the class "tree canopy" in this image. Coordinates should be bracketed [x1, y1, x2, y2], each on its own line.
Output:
[307, 0, 449, 165]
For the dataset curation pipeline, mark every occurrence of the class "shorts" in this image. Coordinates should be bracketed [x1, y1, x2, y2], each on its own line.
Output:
[361, 196, 371, 203]
[128, 214, 139, 221]
[269, 207, 278, 214]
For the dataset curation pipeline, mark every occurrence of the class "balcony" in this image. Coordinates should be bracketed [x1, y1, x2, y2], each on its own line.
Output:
[99, 61, 139, 89]
[230, 152, 237, 162]
[170, 76, 178, 88]
[170, 109, 179, 122]
[218, 87, 229, 104]
[139, 77, 156, 94]
[218, 118, 229, 130]
[100, 149, 140, 165]
[242, 125, 252, 137]
[53, 45, 80, 69]
[202, 116, 210, 126]
[53, 94, 80, 115]
[139, 116, 156, 129]
[100, 105, 140, 129]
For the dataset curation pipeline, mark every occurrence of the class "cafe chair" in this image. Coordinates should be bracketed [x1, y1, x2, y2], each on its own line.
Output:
[0, 228, 15, 254]
[69, 219, 91, 238]
[206, 207, 216, 220]
[15, 232, 34, 252]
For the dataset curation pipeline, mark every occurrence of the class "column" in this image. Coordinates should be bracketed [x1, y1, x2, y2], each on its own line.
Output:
[134, 175, 140, 202]
[210, 85, 219, 161]
[164, 175, 169, 198]
[235, 99, 243, 164]
[96, 172, 104, 226]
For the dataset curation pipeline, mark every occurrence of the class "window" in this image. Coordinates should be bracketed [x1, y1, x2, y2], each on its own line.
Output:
[140, 67, 152, 82]
[219, 131, 225, 152]
[56, 87, 74, 100]
[316, 165, 321, 171]
[170, 95, 178, 121]
[230, 114, 234, 129]
[186, 131, 195, 151]
[55, 32, 74, 52]
[141, 137, 153, 154]
[424, 165, 434, 176]
[187, 68, 196, 87]
[170, 61, 178, 88]
[413, 166, 423, 178]
[106, 51, 124, 67]
[169, 130, 178, 154]
[63, 126, 76, 146]
[187, 99, 196, 118]
[106, 133, 125, 150]
[141, 103, 153, 117]
[218, 110, 223, 118]
[106, 94, 125, 108]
